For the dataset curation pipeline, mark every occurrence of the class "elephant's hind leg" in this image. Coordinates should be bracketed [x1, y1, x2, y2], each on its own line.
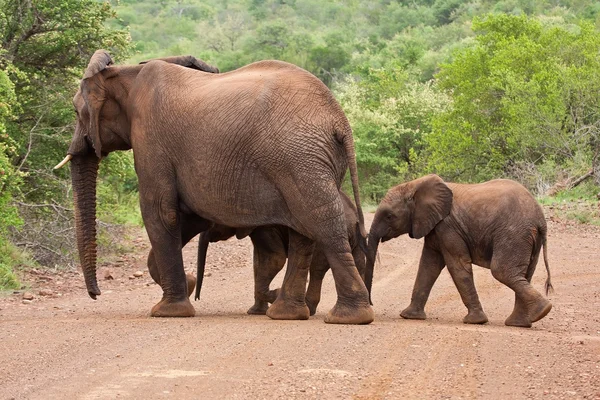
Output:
[491, 253, 551, 328]
[305, 250, 329, 316]
[248, 228, 287, 315]
[266, 229, 311, 320]
[278, 176, 373, 324]
[321, 237, 374, 325]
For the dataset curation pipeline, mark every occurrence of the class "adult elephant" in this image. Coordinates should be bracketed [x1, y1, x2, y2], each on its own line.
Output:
[56, 50, 373, 324]
[366, 175, 553, 328]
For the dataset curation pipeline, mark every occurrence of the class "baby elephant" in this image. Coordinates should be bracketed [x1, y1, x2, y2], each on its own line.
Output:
[196, 191, 366, 317]
[366, 174, 553, 328]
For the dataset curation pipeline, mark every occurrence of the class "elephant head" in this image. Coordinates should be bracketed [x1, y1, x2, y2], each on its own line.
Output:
[55, 50, 218, 299]
[365, 174, 453, 298]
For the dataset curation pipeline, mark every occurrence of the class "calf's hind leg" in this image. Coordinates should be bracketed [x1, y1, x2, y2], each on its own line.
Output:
[266, 229, 313, 320]
[247, 228, 288, 315]
[491, 252, 551, 328]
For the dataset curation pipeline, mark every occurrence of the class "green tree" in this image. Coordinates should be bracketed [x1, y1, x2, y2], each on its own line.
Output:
[0, 66, 21, 288]
[0, 0, 132, 267]
[337, 66, 450, 201]
[428, 14, 600, 190]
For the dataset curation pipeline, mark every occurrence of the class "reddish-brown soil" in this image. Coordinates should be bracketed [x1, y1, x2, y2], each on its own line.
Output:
[1, 213, 599, 399]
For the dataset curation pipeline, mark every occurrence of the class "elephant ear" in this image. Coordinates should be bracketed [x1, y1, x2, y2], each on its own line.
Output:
[81, 50, 113, 158]
[139, 56, 219, 73]
[411, 174, 453, 239]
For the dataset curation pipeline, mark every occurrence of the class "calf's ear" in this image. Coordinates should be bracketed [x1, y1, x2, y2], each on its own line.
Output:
[411, 174, 453, 239]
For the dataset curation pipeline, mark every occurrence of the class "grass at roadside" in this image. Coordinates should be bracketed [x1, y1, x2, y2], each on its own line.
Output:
[538, 182, 600, 226]
[0, 239, 37, 290]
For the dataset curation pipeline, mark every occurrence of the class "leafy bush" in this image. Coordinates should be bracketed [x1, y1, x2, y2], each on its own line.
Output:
[428, 15, 600, 191]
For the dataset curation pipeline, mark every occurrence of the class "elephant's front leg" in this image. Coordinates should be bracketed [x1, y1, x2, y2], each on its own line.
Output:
[445, 255, 488, 324]
[401, 243, 445, 320]
[147, 213, 210, 298]
[266, 230, 312, 320]
[140, 188, 194, 318]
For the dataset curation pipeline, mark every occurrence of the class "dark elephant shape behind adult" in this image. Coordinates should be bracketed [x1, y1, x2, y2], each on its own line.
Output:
[191, 191, 366, 316]
[57, 50, 373, 324]
[366, 174, 553, 328]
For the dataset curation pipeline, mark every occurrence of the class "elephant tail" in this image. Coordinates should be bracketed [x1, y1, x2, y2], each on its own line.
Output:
[541, 228, 554, 296]
[195, 231, 211, 301]
[336, 122, 366, 243]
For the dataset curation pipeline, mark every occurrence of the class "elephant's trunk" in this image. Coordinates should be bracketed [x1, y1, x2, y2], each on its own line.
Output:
[365, 232, 381, 305]
[365, 213, 387, 304]
[71, 153, 100, 299]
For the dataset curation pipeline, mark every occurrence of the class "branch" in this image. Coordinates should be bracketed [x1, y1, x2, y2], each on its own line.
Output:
[568, 169, 594, 189]
[15, 201, 73, 212]
[7, 6, 48, 59]
[17, 111, 45, 171]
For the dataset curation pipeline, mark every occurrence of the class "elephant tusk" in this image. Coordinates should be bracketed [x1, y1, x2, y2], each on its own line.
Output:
[54, 154, 73, 169]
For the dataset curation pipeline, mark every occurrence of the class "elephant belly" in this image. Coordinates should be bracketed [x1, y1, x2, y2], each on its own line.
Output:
[175, 166, 294, 230]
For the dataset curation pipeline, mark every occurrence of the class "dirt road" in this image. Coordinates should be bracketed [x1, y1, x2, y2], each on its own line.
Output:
[1, 214, 599, 399]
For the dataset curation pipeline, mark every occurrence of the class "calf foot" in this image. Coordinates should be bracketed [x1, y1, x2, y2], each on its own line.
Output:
[325, 301, 374, 325]
[505, 312, 532, 328]
[463, 308, 488, 324]
[305, 298, 318, 316]
[151, 297, 195, 317]
[185, 273, 196, 298]
[247, 300, 269, 315]
[265, 288, 280, 304]
[400, 305, 426, 320]
[530, 298, 552, 323]
[266, 297, 309, 320]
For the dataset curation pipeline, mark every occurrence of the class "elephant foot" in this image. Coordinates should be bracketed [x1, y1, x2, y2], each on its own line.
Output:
[266, 298, 310, 320]
[266, 288, 280, 304]
[185, 273, 196, 298]
[324, 302, 374, 325]
[400, 305, 426, 320]
[530, 299, 552, 323]
[462, 308, 488, 324]
[247, 300, 269, 315]
[504, 312, 532, 328]
[151, 297, 195, 317]
[305, 299, 318, 316]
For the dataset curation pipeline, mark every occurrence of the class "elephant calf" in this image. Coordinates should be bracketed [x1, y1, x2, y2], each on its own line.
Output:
[147, 192, 365, 317]
[195, 191, 366, 316]
[366, 174, 553, 328]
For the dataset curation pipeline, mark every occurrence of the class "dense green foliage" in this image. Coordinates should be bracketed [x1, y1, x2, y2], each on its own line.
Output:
[0, 67, 21, 288]
[0, 0, 131, 285]
[0, 0, 599, 280]
[111, 0, 600, 202]
[429, 15, 600, 189]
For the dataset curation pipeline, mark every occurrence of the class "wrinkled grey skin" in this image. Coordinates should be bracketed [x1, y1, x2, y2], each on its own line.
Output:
[366, 174, 553, 328]
[65, 50, 373, 324]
